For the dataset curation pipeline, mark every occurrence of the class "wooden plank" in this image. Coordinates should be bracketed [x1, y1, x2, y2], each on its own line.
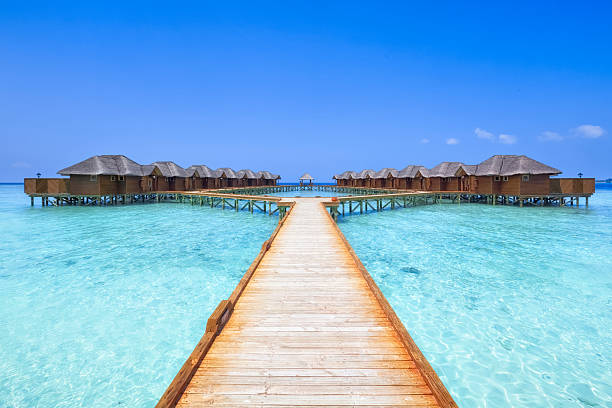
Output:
[183, 374, 426, 386]
[184, 384, 432, 395]
[177, 393, 439, 406]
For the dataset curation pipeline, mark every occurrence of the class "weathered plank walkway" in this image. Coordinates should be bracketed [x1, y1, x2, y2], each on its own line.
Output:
[165, 198, 456, 407]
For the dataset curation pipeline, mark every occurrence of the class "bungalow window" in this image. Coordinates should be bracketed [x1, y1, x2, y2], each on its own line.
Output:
[494, 176, 501, 181]
[90, 175, 97, 182]
[522, 175, 530, 182]
[503, 176, 509, 182]
[118, 176, 125, 181]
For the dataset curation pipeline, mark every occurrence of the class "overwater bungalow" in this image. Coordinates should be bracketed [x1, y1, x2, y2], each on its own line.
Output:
[184, 167, 200, 190]
[466, 155, 561, 195]
[373, 168, 399, 189]
[187, 165, 218, 189]
[258, 171, 281, 186]
[411, 167, 431, 190]
[215, 168, 238, 188]
[455, 164, 477, 192]
[57, 155, 153, 196]
[396, 165, 425, 190]
[426, 162, 464, 192]
[332, 171, 355, 187]
[355, 169, 375, 188]
[150, 161, 189, 191]
[236, 169, 259, 187]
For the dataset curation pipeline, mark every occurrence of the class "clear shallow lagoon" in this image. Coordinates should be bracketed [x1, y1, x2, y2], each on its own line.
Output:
[0, 184, 276, 407]
[339, 184, 612, 408]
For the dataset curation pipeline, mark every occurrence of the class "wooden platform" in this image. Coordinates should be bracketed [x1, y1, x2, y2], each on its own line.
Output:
[165, 198, 456, 407]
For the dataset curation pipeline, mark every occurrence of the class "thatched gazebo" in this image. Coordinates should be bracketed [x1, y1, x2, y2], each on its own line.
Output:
[299, 173, 314, 186]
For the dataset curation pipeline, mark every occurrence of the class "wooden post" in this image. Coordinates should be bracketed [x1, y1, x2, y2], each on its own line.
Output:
[31, 196, 34, 206]
[586, 196, 589, 208]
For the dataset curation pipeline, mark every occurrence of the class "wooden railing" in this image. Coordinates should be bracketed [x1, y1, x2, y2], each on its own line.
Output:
[24, 178, 70, 195]
[550, 178, 595, 195]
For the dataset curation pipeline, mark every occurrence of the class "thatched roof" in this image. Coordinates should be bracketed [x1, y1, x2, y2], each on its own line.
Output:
[258, 171, 281, 180]
[455, 164, 477, 176]
[397, 165, 425, 178]
[415, 168, 430, 177]
[333, 155, 560, 180]
[58, 155, 146, 176]
[236, 169, 259, 179]
[475, 155, 561, 176]
[355, 169, 376, 179]
[141, 164, 161, 176]
[216, 168, 238, 178]
[333, 170, 355, 180]
[151, 161, 189, 178]
[373, 168, 399, 179]
[299, 173, 314, 180]
[427, 162, 464, 178]
[187, 165, 217, 178]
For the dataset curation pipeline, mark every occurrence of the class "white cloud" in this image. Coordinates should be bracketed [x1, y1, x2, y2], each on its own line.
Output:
[539, 131, 563, 142]
[498, 134, 517, 144]
[11, 161, 31, 169]
[475, 128, 494, 140]
[446, 138, 459, 145]
[475, 127, 518, 144]
[420, 138, 430, 144]
[571, 124, 606, 139]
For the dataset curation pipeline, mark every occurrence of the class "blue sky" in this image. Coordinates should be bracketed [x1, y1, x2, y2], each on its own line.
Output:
[1, 1, 611, 182]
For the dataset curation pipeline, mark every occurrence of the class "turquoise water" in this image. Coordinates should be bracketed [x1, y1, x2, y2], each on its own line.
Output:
[339, 185, 612, 407]
[0, 184, 276, 407]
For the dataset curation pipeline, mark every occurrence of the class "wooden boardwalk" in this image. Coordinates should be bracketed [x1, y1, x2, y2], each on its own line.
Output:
[164, 198, 456, 407]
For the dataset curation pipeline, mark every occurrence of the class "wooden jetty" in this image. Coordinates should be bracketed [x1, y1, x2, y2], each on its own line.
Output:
[323, 190, 593, 219]
[213, 184, 396, 196]
[174, 191, 291, 218]
[157, 198, 457, 408]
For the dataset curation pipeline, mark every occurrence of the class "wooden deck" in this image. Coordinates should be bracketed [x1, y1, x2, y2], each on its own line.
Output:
[163, 198, 456, 407]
